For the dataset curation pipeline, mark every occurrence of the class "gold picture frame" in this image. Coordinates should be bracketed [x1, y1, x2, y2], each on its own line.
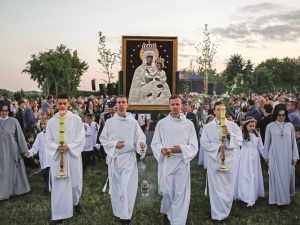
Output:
[122, 36, 178, 111]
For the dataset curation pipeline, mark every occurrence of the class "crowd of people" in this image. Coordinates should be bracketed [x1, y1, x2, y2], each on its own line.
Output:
[0, 90, 300, 225]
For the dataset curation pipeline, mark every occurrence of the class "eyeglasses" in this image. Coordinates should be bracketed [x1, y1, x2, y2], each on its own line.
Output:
[277, 114, 285, 117]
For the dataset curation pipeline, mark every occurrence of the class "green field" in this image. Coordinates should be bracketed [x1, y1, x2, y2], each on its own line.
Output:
[1, 155, 299, 225]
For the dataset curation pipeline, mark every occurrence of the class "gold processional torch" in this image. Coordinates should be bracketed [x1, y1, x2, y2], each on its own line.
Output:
[218, 105, 228, 172]
[57, 111, 67, 179]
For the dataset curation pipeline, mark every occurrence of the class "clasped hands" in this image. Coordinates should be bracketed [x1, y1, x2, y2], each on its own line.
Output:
[116, 141, 146, 150]
[57, 145, 69, 153]
[161, 145, 181, 155]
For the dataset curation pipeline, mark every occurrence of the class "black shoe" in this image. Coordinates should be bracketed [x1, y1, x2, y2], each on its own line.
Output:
[114, 216, 120, 223]
[120, 219, 130, 225]
[163, 214, 170, 225]
[50, 219, 64, 225]
[74, 203, 83, 215]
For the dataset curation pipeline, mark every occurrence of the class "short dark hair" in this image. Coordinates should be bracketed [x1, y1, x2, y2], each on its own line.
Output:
[247, 99, 255, 106]
[213, 101, 224, 110]
[289, 100, 298, 109]
[263, 103, 273, 114]
[18, 100, 25, 106]
[85, 113, 93, 119]
[47, 95, 53, 100]
[25, 132, 34, 140]
[116, 95, 128, 103]
[57, 93, 69, 100]
[169, 94, 181, 103]
[29, 99, 36, 105]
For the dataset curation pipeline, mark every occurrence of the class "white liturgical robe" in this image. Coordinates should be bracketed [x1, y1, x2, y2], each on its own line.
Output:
[151, 114, 198, 225]
[200, 118, 242, 220]
[100, 112, 146, 220]
[28, 130, 51, 169]
[46, 111, 85, 220]
[234, 133, 265, 206]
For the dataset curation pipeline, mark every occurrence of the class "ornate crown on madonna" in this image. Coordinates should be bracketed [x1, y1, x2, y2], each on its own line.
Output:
[142, 41, 157, 52]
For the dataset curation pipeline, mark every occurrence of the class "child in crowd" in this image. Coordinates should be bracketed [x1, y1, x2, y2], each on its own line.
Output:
[87, 114, 102, 165]
[82, 114, 93, 172]
[23, 132, 39, 173]
[294, 125, 300, 187]
[24, 118, 51, 194]
[234, 117, 265, 207]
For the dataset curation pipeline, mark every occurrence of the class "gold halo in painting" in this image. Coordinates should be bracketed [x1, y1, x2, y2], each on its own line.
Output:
[139, 48, 159, 61]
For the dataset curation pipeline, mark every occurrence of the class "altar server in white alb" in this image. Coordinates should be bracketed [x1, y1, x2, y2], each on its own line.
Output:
[264, 104, 299, 206]
[200, 101, 242, 222]
[25, 117, 52, 194]
[100, 95, 146, 225]
[81, 114, 93, 172]
[46, 93, 85, 225]
[151, 94, 198, 225]
[234, 117, 265, 207]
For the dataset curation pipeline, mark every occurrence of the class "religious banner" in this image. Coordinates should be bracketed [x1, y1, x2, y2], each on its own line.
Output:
[122, 36, 178, 111]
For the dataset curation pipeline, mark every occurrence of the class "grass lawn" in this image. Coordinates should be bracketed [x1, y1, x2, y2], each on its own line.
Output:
[1, 155, 299, 225]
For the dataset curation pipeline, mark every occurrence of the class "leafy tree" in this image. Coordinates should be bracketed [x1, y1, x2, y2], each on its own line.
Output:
[181, 60, 194, 94]
[256, 57, 300, 86]
[223, 54, 245, 84]
[23, 45, 88, 96]
[97, 31, 120, 84]
[195, 24, 217, 93]
[250, 66, 274, 94]
[243, 60, 254, 85]
[13, 89, 26, 101]
[0, 89, 14, 99]
[256, 58, 282, 83]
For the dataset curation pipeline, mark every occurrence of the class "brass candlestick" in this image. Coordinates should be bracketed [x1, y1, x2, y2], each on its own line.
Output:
[57, 142, 67, 178]
[218, 106, 228, 172]
[165, 149, 173, 158]
[218, 135, 228, 172]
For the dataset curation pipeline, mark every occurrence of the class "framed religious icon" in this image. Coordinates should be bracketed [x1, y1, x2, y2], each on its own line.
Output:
[122, 36, 178, 111]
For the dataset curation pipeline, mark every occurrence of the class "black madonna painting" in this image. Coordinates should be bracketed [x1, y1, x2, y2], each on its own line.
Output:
[122, 36, 178, 110]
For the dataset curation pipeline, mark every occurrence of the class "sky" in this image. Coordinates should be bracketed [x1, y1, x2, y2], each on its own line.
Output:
[1, 0, 300, 92]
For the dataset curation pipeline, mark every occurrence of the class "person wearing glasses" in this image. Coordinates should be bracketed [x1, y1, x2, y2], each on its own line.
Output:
[0, 101, 30, 201]
[264, 104, 299, 206]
